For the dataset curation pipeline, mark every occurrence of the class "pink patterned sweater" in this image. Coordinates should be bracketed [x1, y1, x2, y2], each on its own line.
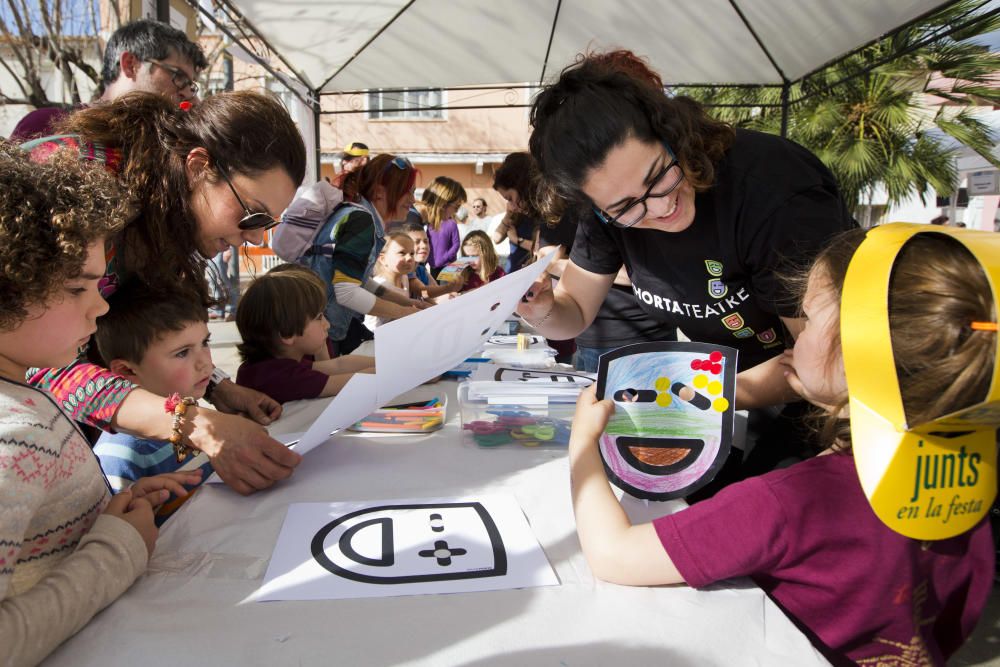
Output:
[0, 378, 147, 666]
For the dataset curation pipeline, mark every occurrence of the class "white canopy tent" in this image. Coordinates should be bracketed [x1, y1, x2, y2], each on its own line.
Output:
[190, 0, 962, 179]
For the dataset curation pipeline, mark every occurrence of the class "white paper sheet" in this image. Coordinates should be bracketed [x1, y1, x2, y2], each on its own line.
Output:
[464, 364, 595, 403]
[373, 254, 552, 406]
[253, 494, 558, 601]
[274, 255, 553, 460]
[294, 372, 379, 455]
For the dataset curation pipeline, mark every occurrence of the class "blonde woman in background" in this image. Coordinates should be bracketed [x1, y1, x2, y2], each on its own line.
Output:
[407, 176, 467, 278]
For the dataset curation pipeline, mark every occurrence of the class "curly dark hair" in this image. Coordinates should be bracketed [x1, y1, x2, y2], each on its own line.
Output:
[55, 90, 306, 304]
[529, 50, 734, 207]
[0, 140, 130, 330]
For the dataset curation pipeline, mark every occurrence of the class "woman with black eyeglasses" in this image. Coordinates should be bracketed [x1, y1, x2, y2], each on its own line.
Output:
[20, 90, 305, 496]
[519, 51, 856, 488]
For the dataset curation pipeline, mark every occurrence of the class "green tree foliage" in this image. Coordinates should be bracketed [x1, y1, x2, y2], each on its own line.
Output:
[679, 0, 1000, 215]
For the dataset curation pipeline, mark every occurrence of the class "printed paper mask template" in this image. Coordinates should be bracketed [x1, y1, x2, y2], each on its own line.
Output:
[596, 342, 737, 501]
[255, 496, 558, 601]
[491, 367, 595, 385]
[311, 502, 506, 584]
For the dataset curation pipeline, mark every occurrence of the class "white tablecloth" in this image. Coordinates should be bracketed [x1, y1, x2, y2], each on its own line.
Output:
[45, 380, 828, 666]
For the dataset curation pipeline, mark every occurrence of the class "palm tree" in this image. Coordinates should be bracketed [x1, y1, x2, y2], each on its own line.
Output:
[678, 0, 1000, 221]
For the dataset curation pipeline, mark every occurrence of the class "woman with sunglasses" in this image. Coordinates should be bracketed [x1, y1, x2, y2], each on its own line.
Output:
[323, 153, 426, 354]
[20, 90, 305, 495]
[519, 51, 856, 484]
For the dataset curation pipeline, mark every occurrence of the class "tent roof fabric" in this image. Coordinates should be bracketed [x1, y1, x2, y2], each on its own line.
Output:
[218, 0, 948, 93]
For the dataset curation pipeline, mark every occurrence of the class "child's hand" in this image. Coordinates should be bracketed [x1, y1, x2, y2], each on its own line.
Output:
[129, 471, 202, 509]
[410, 298, 433, 310]
[571, 385, 615, 445]
[103, 489, 158, 557]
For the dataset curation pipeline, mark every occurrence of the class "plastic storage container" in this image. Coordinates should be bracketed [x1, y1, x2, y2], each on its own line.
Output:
[458, 382, 576, 448]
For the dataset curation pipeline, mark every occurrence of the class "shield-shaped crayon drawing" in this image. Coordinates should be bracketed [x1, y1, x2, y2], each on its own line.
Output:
[596, 342, 738, 501]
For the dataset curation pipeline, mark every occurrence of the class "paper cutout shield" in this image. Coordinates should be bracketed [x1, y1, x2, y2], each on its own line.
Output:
[842, 224, 999, 540]
[595, 342, 737, 500]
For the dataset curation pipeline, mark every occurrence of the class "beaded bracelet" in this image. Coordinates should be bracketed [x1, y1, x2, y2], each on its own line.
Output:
[165, 393, 197, 463]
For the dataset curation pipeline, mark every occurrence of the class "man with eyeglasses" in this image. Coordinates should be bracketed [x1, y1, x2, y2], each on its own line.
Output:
[11, 19, 207, 142]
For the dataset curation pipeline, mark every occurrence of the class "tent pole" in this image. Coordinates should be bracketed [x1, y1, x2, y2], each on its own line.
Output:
[187, 0, 313, 108]
[313, 93, 322, 182]
[780, 82, 789, 138]
[538, 0, 563, 85]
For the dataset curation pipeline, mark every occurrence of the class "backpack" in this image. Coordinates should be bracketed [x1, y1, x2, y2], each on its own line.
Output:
[295, 201, 369, 288]
[272, 180, 345, 262]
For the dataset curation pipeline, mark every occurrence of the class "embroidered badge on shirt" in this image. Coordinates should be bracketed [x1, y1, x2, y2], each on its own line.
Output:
[708, 279, 728, 299]
[721, 312, 744, 330]
[704, 260, 723, 277]
[756, 328, 777, 344]
[733, 327, 755, 339]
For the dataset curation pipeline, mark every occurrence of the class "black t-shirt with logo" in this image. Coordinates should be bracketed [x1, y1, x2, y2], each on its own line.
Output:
[540, 214, 677, 349]
[569, 129, 856, 370]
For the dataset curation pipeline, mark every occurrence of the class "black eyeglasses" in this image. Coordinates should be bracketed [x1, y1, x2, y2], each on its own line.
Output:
[146, 59, 199, 95]
[214, 162, 281, 231]
[592, 143, 685, 229]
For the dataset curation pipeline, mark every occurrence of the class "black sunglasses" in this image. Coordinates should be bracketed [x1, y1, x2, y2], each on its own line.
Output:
[214, 162, 281, 231]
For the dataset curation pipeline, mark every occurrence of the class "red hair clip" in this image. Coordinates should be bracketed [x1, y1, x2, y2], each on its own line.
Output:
[178, 100, 193, 111]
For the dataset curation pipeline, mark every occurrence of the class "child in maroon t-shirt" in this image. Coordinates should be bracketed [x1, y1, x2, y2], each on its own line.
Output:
[459, 231, 506, 292]
[567, 229, 995, 665]
[235, 265, 375, 404]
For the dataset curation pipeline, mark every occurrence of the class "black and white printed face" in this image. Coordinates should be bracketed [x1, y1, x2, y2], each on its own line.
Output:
[493, 367, 595, 384]
[311, 502, 506, 584]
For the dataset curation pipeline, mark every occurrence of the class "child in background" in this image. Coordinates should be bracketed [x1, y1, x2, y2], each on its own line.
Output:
[567, 227, 994, 665]
[459, 230, 506, 292]
[0, 142, 197, 664]
[409, 176, 466, 277]
[365, 232, 417, 330]
[93, 281, 215, 502]
[236, 265, 375, 404]
[401, 221, 464, 301]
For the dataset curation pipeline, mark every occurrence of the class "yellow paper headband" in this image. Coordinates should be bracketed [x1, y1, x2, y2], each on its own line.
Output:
[841, 223, 999, 540]
[341, 143, 369, 158]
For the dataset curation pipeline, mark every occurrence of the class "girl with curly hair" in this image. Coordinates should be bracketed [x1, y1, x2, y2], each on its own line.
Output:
[518, 51, 857, 487]
[0, 142, 201, 664]
[19, 90, 305, 495]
